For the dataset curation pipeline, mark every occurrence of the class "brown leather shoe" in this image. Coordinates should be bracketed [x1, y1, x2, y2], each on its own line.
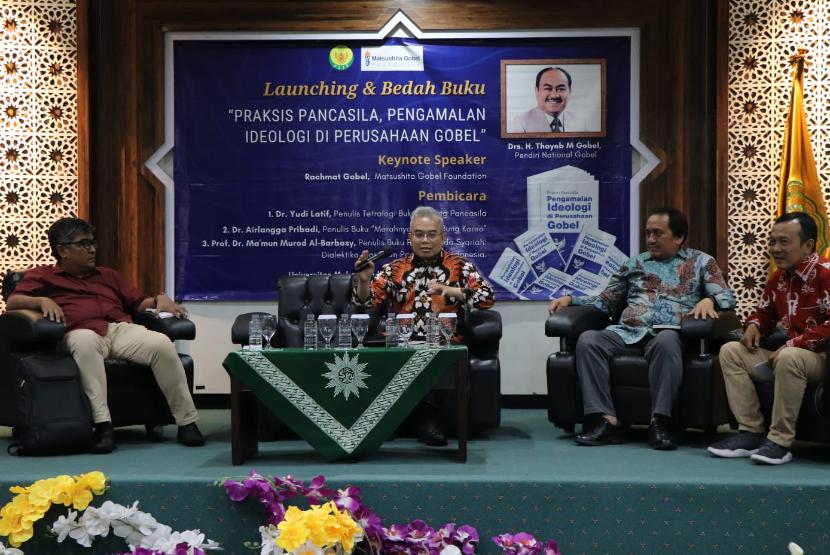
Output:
[575, 419, 624, 446]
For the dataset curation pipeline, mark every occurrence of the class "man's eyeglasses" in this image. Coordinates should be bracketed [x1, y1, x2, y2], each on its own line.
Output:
[61, 238, 97, 250]
[411, 231, 442, 240]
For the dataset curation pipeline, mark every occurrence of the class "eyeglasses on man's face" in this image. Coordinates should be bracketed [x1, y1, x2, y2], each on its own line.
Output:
[411, 231, 442, 241]
[61, 238, 97, 250]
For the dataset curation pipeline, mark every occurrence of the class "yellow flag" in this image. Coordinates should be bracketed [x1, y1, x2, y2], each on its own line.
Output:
[777, 52, 830, 259]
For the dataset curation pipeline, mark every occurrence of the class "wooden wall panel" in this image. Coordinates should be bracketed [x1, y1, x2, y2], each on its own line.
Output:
[86, 0, 723, 293]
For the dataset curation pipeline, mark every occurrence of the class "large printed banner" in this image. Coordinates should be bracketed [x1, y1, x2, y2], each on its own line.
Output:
[174, 36, 632, 301]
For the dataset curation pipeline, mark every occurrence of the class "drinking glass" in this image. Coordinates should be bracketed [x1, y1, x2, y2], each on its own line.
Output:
[260, 315, 276, 349]
[438, 312, 457, 348]
[318, 315, 337, 349]
[396, 313, 414, 348]
[350, 314, 369, 349]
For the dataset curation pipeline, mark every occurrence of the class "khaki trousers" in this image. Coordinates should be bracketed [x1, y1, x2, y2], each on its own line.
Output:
[720, 341, 825, 447]
[62, 322, 198, 426]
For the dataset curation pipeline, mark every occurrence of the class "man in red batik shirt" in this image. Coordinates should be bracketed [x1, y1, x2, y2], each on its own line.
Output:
[708, 212, 830, 465]
[353, 205, 495, 446]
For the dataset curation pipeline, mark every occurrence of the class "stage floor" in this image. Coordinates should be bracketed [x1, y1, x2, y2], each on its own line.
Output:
[2, 409, 830, 554]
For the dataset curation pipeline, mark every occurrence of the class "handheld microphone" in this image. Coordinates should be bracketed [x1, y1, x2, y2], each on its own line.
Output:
[352, 245, 393, 272]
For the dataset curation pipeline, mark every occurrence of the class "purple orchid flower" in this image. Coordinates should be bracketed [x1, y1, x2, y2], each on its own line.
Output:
[303, 474, 335, 500]
[384, 523, 411, 542]
[333, 485, 363, 513]
[223, 479, 250, 501]
[542, 540, 561, 555]
[429, 522, 456, 549]
[455, 525, 479, 554]
[405, 520, 434, 545]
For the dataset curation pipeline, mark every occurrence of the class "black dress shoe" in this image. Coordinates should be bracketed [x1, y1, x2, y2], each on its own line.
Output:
[648, 416, 677, 450]
[177, 423, 206, 447]
[417, 418, 447, 447]
[90, 422, 115, 454]
[575, 419, 624, 446]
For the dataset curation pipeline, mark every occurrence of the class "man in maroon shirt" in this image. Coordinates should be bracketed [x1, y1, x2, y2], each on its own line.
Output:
[708, 212, 830, 465]
[7, 217, 204, 453]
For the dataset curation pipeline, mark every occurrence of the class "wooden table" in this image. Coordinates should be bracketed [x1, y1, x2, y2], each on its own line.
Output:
[222, 346, 469, 464]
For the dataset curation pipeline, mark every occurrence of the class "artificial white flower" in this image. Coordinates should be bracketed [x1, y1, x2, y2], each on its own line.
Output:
[68, 523, 94, 548]
[788, 543, 804, 555]
[80, 506, 112, 538]
[177, 529, 220, 550]
[440, 545, 462, 555]
[125, 507, 160, 536]
[51, 509, 80, 542]
[139, 523, 176, 550]
[0, 541, 24, 555]
[99, 500, 137, 520]
[259, 524, 284, 555]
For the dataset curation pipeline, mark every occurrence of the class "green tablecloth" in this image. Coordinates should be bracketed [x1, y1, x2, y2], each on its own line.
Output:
[222, 346, 467, 460]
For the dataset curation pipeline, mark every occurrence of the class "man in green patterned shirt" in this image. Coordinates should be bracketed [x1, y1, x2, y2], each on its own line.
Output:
[549, 207, 735, 450]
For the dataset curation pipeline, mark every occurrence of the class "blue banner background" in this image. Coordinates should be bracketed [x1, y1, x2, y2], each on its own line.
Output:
[174, 37, 631, 300]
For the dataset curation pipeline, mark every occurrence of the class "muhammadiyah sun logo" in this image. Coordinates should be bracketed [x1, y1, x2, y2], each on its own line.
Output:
[323, 352, 369, 400]
[329, 46, 354, 70]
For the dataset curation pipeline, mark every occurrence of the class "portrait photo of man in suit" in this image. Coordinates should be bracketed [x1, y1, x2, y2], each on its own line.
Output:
[502, 60, 605, 137]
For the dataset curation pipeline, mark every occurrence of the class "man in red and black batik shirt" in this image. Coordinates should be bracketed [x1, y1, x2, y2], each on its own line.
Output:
[353, 206, 495, 446]
[709, 212, 830, 465]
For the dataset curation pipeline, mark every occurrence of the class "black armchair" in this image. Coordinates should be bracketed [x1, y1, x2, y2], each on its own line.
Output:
[230, 274, 503, 433]
[0, 270, 196, 435]
[545, 305, 740, 434]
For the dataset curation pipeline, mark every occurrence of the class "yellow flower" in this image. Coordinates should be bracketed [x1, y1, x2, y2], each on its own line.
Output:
[77, 471, 107, 495]
[8, 525, 33, 547]
[0, 471, 108, 548]
[277, 519, 310, 553]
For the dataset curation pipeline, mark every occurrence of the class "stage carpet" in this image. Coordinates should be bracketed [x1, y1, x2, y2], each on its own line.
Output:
[2, 409, 829, 555]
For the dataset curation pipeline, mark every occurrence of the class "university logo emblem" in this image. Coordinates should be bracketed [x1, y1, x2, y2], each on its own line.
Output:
[323, 352, 369, 400]
[328, 45, 354, 70]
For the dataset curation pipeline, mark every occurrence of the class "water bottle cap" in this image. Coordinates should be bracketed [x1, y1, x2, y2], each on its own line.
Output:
[350, 314, 370, 319]
[396, 313, 415, 319]
[438, 312, 457, 318]
[318, 314, 336, 320]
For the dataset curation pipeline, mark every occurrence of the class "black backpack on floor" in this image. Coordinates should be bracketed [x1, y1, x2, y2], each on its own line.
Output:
[8, 353, 94, 456]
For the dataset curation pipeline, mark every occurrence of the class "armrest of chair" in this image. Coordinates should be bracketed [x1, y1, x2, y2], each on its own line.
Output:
[759, 328, 788, 351]
[679, 310, 741, 340]
[0, 309, 66, 348]
[466, 308, 502, 345]
[230, 312, 272, 345]
[545, 305, 610, 340]
[133, 311, 196, 341]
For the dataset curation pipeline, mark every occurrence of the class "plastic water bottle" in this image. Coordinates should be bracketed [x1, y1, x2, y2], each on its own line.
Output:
[338, 314, 352, 348]
[385, 312, 397, 348]
[248, 314, 262, 351]
[426, 313, 439, 347]
[303, 314, 317, 350]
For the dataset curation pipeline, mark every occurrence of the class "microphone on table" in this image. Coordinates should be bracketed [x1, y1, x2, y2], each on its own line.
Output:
[352, 245, 393, 273]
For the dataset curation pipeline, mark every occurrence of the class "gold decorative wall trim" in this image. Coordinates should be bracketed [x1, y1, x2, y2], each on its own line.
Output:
[0, 0, 79, 311]
[728, 0, 830, 317]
